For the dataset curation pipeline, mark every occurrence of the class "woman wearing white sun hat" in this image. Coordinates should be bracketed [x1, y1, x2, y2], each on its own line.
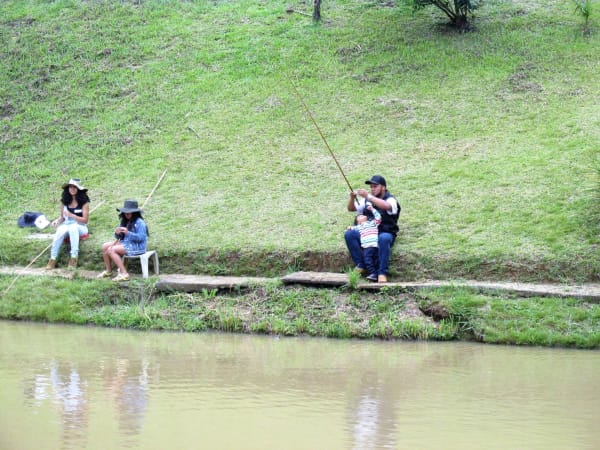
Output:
[46, 178, 91, 270]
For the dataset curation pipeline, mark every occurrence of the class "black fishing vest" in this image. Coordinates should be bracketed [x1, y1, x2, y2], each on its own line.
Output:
[375, 192, 400, 235]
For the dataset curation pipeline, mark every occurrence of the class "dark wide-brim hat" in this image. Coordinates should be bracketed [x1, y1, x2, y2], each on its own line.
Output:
[62, 178, 87, 191]
[117, 199, 143, 214]
[17, 212, 50, 229]
[365, 175, 387, 187]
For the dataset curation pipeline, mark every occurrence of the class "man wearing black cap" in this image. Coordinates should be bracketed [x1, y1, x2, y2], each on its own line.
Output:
[344, 175, 400, 283]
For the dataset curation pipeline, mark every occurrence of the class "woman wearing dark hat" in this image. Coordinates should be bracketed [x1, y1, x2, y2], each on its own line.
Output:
[98, 199, 149, 281]
[46, 178, 91, 270]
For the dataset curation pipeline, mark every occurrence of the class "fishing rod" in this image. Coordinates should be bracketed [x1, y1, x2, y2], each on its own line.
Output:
[2, 200, 106, 296]
[141, 168, 167, 209]
[290, 81, 354, 193]
[108, 168, 168, 248]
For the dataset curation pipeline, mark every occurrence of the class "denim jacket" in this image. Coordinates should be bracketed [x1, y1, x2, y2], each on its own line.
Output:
[121, 218, 147, 256]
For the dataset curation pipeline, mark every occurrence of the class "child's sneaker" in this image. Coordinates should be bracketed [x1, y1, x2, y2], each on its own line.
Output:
[366, 273, 378, 282]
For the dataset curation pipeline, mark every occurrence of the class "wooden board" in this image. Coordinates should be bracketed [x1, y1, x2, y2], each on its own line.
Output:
[156, 274, 270, 293]
[2, 266, 599, 301]
[281, 271, 350, 287]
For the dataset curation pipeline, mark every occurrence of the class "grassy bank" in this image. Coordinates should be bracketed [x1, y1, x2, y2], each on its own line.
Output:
[1, 274, 599, 348]
[1, 0, 598, 281]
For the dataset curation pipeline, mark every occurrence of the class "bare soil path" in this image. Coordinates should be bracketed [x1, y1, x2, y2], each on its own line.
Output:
[2, 266, 600, 302]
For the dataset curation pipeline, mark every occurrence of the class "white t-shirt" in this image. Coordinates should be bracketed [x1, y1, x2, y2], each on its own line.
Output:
[355, 196, 399, 216]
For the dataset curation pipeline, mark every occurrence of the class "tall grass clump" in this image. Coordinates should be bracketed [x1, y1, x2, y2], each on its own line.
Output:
[588, 157, 600, 231]
[573, 0, 593, 35]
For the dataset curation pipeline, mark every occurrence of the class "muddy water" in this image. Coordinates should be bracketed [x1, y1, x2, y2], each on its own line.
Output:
[1, 320, 599, 450]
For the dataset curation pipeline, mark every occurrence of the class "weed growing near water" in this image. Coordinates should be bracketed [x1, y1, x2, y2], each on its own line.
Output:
[347, 270, 361, 289]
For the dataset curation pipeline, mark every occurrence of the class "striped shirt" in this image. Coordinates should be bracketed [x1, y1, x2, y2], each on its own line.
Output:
[352, 209, 381, 248]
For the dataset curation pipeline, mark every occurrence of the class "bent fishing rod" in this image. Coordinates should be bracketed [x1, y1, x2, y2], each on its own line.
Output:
[290, 81, 354, 194]
[108, 168, 168, 248]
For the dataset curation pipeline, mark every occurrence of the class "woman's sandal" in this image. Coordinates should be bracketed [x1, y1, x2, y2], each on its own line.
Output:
[112, 273, 130, 282]
[96, 270, 112, 278]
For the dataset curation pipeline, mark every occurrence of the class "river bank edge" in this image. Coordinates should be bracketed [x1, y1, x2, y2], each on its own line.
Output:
[10, 237, 600, 284]
[1, 267, 599, 349]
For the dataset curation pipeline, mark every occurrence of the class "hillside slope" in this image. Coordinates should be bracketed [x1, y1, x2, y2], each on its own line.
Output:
[1, 0, 598, 281]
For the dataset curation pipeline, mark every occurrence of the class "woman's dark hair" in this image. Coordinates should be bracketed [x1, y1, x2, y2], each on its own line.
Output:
[61, 186, 90, 206]
[119, 211, 149, 236]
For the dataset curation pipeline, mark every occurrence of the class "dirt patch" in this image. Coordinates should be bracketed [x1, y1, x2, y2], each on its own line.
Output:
[5, 17, 35, 28]
[335, 44, 365, 63]
[0, 103, 16, 120]
[508, 63, 543, 94]
[419, 301, 450, 321]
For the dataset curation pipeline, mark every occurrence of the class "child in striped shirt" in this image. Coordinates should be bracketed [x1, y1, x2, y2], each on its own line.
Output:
[347, 204, 381, 282]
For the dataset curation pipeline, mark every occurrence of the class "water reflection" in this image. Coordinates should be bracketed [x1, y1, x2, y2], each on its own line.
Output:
[352, 383, 397, 450]
[102, 357, 149, 438]
[21, 354, 151, 448]
[24, 361, 90, 449]
[1, 321, 600, 450]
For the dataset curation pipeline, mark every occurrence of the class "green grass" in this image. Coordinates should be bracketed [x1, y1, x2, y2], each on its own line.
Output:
[417, 286, 600, 348]
[1, 0, 599, 281]
[2, 274, 598, 347]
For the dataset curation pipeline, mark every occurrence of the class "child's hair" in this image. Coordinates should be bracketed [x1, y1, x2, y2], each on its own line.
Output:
[119, 211, 149, 236]
[362, 203, 375, 220]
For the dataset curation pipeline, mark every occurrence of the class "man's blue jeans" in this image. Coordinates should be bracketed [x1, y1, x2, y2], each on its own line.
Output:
[344, 229, 395, 276]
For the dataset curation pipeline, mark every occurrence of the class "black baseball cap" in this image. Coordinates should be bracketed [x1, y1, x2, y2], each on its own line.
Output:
[365, 175, 386, 186]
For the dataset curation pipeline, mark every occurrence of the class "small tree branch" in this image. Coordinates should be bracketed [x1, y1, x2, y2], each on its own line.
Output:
[285, 7, 312, 17]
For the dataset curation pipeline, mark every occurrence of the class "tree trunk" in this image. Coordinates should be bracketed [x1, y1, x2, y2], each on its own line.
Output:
[452, 15, 471, 31]
[313, 0, 321, 22]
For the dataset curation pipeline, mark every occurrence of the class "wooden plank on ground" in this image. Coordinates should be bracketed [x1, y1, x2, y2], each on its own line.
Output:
[156, 274, 270, 293]
[2, 266, 599, 301]
[0, 266, 97, 280]
[281, 271, 349, 287]
[280, 272, 600, 301]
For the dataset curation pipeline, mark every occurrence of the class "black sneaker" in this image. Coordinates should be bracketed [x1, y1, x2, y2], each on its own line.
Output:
[366, 273, 378, 282]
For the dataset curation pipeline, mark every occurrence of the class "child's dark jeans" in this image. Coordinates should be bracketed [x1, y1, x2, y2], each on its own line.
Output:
[363, 247, 378, 278]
